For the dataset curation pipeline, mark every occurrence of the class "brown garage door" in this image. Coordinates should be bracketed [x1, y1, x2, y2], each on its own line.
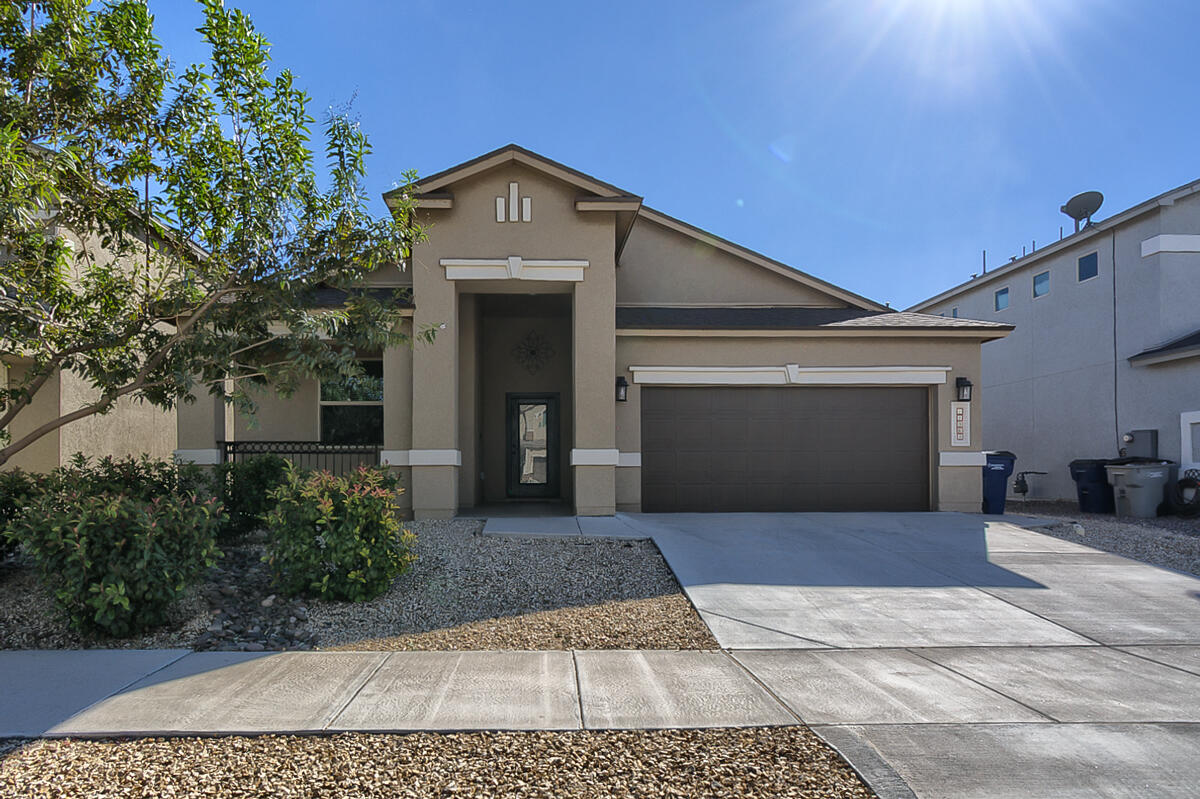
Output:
[641, 386, 929, 512]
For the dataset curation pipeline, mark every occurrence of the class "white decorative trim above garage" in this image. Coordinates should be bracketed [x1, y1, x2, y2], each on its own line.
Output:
[628, 365, 951, 386]
[380, 449, 462, 467]
[617, 452, 641, 468]
[1141, 234, 1200, 257]
[440, 256, 588, 282]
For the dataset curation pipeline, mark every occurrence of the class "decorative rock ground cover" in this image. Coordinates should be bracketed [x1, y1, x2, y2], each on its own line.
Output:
[0, 519, 716, 651]
[0, 729, 875, 798]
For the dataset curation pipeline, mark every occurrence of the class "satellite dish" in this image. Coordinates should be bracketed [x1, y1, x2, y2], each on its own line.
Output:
[1060, 191, 1104, 232]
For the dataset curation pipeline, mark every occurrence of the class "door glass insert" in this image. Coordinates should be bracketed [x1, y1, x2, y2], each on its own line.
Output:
[518, 402, 549, 485]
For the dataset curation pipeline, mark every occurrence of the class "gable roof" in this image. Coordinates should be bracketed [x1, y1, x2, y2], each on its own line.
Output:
[386, 144, 888, 312]
[908, 177, 1200, 312]
[1129, 327, 1200, 366]
[383, 143, 636, 203]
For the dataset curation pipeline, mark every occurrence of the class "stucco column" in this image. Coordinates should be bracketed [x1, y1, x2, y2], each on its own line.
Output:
[572, 259, 617, 515]
[411, 261, 460, 519]
[382, 317, 415, 518]
[175, 384, 226, 465]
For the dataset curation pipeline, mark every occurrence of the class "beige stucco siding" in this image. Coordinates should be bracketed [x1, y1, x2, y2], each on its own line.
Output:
[235, 380, 321, 441]
[615, 334, 985, 512]
[617, 217, 849, 307]
[58, 370, 176, 462]
[2, 364, 61, 473]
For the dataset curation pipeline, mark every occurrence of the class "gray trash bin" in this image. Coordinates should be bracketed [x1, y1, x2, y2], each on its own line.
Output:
[1104, 460, 1172, 518]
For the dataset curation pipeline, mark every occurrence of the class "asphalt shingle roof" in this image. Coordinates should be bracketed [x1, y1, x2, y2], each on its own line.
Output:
[615, 306, 1011, 331]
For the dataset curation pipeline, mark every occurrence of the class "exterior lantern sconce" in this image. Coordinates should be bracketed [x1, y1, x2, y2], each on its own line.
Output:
[615, 376, 629, 402]
[956, 377, 973, 402]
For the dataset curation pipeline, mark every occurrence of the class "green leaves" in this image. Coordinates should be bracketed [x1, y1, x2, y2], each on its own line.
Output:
[1, 1, 426, 467]
[7, 455, 224, 637]
[264, 464, 415, 603]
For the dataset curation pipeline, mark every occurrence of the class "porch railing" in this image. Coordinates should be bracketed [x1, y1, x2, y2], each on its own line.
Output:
[219, 441, 381, 475]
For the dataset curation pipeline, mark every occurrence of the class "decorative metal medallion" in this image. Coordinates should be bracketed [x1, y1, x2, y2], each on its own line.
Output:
[511, 330, 555, 375]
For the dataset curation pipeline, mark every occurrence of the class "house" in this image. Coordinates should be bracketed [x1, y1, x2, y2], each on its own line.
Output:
[177, 144, 1011, 518]
[2, 225, 178, 474]
[909, 180, 1200, 501]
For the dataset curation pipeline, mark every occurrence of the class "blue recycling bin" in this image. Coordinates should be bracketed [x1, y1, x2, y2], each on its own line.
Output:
[982, 451, 1017, 514]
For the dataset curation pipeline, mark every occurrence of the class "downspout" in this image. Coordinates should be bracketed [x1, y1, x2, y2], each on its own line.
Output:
[1111, 230, 1120, 455]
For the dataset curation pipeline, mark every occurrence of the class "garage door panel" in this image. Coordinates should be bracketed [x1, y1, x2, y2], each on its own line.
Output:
[641, 386, 929, 513]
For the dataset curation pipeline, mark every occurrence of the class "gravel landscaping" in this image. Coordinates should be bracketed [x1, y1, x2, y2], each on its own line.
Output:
[0, 729, 875, 798]
[1015, 500, 1200, 576]
[310, 520, 717, 650]
[0, 519, 716, 651]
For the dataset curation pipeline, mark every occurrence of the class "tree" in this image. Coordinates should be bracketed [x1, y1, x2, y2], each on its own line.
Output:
[0, 0, 429, 467]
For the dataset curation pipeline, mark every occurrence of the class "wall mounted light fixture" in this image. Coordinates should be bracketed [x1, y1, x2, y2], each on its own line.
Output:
[956, 377, 973, 402]
[615, 376, 629, 402]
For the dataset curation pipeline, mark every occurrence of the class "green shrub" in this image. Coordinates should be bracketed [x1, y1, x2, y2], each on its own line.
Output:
[45, 454, 210, 502]
[0, 469, 45, 560]
[264, 465, 414, 602]
[10, 490, 222, 636]
[212, 454, 290, 539]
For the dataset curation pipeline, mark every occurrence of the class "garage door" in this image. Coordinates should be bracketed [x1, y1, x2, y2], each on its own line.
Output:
[641, 386, 929, 512]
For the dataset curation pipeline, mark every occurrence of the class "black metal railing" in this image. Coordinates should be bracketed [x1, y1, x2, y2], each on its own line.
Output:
[219, 441, 381, 475]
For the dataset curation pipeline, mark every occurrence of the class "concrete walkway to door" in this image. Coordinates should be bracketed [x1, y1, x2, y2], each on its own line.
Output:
[617, 511, 1200, 799]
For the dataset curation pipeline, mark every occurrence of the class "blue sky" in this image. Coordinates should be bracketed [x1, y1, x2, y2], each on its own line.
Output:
[149, 0, 1196, 308]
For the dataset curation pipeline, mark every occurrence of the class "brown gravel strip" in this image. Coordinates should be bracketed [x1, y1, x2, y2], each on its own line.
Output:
[323, 594, 716, 651]
[0, 729, 876, 798]
[310, 520, 718, 650]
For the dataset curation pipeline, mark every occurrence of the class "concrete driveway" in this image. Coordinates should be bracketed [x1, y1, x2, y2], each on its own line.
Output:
[621, 511, 1200, 799]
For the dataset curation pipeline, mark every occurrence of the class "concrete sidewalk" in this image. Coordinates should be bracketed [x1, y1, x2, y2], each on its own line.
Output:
[0, 649, 795, 738]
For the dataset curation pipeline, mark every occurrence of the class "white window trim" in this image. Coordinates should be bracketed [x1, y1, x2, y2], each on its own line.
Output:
[1077, 251, 1100, 283]
[1181, 411, 1200, 471]
[628, 365, 951, 386]
[1032, 270, 1051, 299]
[319, 358, 384, 445]
[993, 287, 1010, 312]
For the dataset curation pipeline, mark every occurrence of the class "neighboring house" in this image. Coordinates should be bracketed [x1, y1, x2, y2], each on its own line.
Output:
[178, 144, 1011, 518]
[909, 179, 1200, 500]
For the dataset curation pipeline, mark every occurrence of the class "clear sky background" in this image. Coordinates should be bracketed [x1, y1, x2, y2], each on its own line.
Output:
[148, 0, 1196, 309]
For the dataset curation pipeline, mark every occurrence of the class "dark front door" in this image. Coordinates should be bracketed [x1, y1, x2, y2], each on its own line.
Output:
[506, 393, 560, 498]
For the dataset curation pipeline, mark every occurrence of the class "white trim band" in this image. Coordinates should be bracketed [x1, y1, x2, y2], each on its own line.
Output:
[440, 256, 589, 282]
[628, 365, 951, 386]
[1142, 234, 1200, 257]
[174, 449, 222, 465]
[617, 451, 641, 467]
[381, 449, 462, 467]
[570, 448, 620, 466]
[939, 451, 987, 467]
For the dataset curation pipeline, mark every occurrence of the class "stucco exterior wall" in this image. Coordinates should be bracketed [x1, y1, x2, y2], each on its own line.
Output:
[615, 334, 985, 512]
[617, 217, 849, 307]
[236, 380, 321, 441]
[919, 195, 1200, 499]
[58, 370, 176, 463]
[2, 364, 61, 473]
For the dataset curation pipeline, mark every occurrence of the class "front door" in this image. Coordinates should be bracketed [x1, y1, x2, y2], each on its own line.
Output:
[506, 393, 560, 498]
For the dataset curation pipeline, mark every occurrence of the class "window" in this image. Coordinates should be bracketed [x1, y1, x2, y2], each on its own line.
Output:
[950, 307, 959, 318]
[1033, 270, 1050, 298]
[1078, 252, 1099, 282]
[994, 287, 1009, 311]
[319, 360, 383, 444]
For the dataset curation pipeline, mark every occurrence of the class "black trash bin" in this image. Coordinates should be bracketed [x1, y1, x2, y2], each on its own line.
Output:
[1068, 459, 1115, 513]
[982, 451, 1017, 514]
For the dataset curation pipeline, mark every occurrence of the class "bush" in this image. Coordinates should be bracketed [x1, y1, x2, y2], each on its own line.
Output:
[264, 465, 414, 602]
[212, 454, 290, 539]
[44, 454, 210, 502]
[0, 469, 45, 560]
[10, 490, 222, 636]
